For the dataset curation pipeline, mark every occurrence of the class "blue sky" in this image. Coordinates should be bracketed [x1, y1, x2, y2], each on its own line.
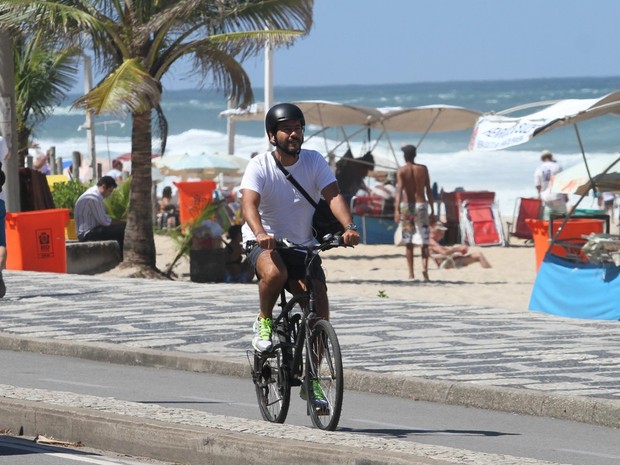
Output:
[76, 0, 620, 93]
[158, 0, 620, 91]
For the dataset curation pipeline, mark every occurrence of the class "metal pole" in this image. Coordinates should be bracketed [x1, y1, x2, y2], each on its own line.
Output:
[83, 55, 97, 181]
[264, 37, 273, 151]
[0, 29, 20, 212]
[226, 98, 236, 156]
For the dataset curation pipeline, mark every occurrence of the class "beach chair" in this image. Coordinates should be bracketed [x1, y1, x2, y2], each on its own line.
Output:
[505, 197, 543, 245]
[459, 199, 505, 246]
[431, 251, 465, 269]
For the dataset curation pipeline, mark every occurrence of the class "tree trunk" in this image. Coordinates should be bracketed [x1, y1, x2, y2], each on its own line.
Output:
[123, 110, 156, 269]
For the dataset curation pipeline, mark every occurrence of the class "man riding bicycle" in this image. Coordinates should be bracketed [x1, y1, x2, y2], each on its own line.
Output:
[240, 103, 360, 356]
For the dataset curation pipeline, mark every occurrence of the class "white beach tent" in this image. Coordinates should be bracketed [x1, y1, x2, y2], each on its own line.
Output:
[550, 155, 620, 196]
[467, 90, 620, 198]
[467, 91, 620, 321]
[220, 101, 482, 168]
[219, 100, 381, 126]
[468, 91, 620, 152]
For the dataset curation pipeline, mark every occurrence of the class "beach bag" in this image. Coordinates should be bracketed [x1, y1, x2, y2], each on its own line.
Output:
[394, 222, 415, 246]
[312, 199, 343, 239]
[394, 223, 405, 246]
[272, 154, 344, 240]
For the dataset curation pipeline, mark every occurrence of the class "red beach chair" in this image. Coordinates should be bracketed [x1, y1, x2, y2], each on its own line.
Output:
[506, 197, 543, 245]
[459, 199, 505, 246]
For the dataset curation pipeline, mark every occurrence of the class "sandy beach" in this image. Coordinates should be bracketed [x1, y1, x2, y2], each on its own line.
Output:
[149, 233, 539, 313]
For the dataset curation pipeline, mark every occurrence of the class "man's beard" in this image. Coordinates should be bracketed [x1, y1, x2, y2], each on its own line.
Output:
[276, 137, 303, 156]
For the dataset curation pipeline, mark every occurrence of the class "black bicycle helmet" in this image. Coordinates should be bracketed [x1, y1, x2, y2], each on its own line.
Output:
[264, 103, 305, 136]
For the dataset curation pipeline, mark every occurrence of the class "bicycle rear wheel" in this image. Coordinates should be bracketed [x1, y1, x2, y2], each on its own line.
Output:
[305, 319, 344, 431]
[253, 345, 290, 423]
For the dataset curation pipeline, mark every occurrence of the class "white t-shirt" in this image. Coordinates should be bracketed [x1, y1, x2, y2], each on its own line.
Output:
[105, 168, 122, 180]
[0, 136, 8, 202]
[240, 149, 336, 246]
[534, 160, 563, 201]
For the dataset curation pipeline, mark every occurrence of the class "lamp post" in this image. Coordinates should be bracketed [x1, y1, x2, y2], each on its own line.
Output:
[264, 36, 273, 151]
[78, 120, 125, 169]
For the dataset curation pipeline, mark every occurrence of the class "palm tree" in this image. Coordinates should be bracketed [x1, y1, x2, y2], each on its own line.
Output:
[14, 33, 80, 166]
[0, 0, 313, 273]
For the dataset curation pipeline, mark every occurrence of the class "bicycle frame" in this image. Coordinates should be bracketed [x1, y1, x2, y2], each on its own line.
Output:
[271, 241, 327, 384]
[250, 234, 346, 430]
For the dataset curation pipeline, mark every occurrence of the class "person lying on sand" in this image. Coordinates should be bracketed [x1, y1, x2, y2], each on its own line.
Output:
[429, 224, 491, 269]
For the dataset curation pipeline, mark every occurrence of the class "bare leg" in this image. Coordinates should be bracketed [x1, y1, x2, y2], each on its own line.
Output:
[255, 250, 288, 320]
[0, 245, 6, 298]
[405, 244, 414, 279]
[421, 245, 430, 282]
[313, 279, 329, 320]
[475, 251, 492, 268]
[457, 252, 492, 269]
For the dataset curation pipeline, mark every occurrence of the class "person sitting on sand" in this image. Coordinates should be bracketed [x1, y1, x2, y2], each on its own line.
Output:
[158, 186, 178, 229]
[430, 224, 491, 269]
[224, 224, 253, 283]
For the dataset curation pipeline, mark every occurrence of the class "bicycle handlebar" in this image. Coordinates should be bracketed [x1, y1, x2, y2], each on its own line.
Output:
[245, 233, 349, 254]
[277, 234, 348, 252]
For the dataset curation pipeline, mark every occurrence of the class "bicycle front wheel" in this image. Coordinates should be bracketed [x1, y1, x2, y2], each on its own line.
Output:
[253, 346, 291, 423]
[305, 319, 344, 431]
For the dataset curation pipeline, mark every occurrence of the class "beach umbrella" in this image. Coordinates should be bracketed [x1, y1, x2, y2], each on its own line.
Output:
[117, 152, 160, 162]
[550, 155, 620, 195]
[377, 105, 481, 133]
[154, 153, 241, 179]
[219, 100, 382, 127]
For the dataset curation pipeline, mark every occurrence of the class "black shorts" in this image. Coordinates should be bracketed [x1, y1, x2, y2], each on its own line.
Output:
[246, 246, 326, 283]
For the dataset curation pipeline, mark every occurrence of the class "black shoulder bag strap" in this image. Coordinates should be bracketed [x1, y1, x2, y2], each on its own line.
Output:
[271, 153, 319, 209]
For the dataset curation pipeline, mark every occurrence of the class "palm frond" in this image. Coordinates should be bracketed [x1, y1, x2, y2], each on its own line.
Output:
[152, 104, 168, 156]
[73, 58, 161, 116]
[216, 0, 314, 35]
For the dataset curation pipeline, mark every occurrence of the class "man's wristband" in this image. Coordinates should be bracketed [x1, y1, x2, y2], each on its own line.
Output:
[345, 223, 358, 231]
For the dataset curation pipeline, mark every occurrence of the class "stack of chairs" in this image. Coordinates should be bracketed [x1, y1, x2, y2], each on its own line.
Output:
[459, 199, 505, 246]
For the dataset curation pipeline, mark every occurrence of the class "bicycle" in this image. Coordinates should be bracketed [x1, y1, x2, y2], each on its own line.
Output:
[247, 234, 347, 431]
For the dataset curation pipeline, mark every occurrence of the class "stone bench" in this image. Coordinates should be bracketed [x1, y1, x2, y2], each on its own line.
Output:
[66, 240, 121, 275]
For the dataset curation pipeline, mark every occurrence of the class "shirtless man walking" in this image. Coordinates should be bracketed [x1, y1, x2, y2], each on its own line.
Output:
[394, 144, 435, 281]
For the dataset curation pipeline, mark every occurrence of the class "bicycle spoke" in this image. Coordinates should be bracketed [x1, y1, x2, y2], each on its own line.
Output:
[253, 347, 290, 423]
[306, 320, 343, 431]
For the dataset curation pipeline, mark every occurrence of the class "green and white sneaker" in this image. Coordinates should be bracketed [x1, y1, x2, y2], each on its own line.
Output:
[252, 317, 273, 352]
[301, 378, 330, 413]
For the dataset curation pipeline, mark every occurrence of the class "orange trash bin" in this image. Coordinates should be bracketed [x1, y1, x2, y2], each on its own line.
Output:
[6, 208, 70, 273]
[174, 180, 216, 226]
[526, 218, 606, 271]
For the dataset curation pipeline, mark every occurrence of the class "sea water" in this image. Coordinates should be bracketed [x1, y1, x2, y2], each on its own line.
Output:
[34, 76, 620, 215]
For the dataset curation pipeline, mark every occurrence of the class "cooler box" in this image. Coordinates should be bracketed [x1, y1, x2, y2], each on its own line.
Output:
[6, 208, 70, 273]
[526, 217, 607, 271]
[174, 180, 216, 226]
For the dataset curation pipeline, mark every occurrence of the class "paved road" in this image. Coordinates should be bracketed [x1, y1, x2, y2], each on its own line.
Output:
[1, 269, 619, 464]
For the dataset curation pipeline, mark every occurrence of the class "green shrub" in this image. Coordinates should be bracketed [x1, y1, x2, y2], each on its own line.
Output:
[104, 177, 130, 221]
[50, 180, 88, 218]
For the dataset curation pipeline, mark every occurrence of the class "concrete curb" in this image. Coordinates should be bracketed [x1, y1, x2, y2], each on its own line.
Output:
[0, 397, 435, 465]
[1, 333, 618, 429]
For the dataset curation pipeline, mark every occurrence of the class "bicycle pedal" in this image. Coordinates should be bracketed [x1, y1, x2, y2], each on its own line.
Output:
[315, 407, 330, 416]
